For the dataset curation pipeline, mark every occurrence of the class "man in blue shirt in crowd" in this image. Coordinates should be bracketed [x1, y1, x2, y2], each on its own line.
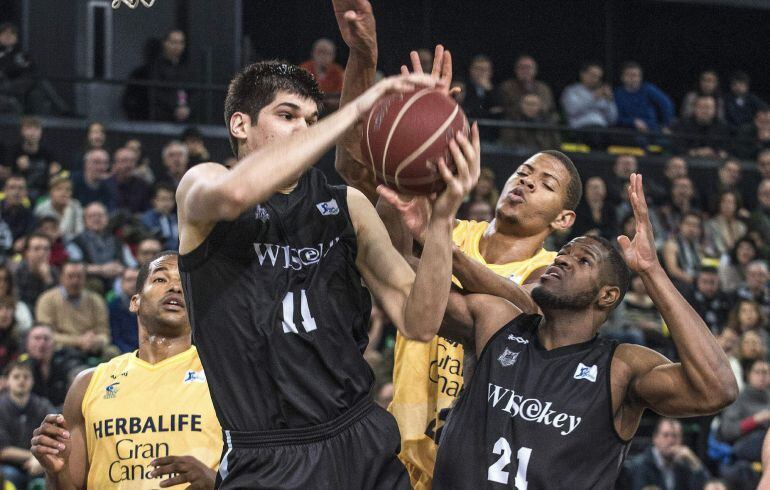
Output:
[615, 61, 675, 137]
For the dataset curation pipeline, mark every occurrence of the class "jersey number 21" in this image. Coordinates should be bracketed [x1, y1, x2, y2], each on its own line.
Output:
[488, 437, 531, 489]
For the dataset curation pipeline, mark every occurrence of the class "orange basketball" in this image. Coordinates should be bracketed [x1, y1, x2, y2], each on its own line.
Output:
[361, 89, 469, 195]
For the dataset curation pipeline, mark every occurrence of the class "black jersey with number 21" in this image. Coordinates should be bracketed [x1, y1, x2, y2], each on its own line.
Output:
[434, 314, 630, 489]
[179, 168, 374, 432]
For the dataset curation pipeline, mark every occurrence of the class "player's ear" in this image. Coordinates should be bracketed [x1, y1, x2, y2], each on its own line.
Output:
[597, 285, 621, 311]
[129, 294, 140, 313]
[229, 112, 250, 145]
[549, 209, 576, 232]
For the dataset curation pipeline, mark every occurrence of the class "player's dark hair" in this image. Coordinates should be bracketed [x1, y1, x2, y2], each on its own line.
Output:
[538, 150, 583, 211]
[585, 235, 631, 308]
[224, 61, 324, 156]
[136, 250, 179, 294]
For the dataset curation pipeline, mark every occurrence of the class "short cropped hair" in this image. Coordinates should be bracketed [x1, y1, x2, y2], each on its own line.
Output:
[585, 235, 631, 307]
[135, 250, 179, 294]
[538, 150, 582, 211]
[224, 61, 324, 156]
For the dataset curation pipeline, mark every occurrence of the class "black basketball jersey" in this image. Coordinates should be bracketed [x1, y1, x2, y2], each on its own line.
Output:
[434, 314, 630, 489]
[179, 168, 374, 431]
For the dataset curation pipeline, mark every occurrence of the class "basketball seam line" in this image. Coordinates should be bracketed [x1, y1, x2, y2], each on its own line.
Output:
[393, 103, 460, 191]
[381, 88, 435, 191]
[365, 105, 377, 180]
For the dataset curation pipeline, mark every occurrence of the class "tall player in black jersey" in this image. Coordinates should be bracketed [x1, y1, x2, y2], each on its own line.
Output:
[175, 24, 480, 490]
[431, 174, 738, 489]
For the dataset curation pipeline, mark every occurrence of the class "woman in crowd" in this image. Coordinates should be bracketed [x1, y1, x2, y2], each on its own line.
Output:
[70, 122, 107, 171]
[705, 190, 747, 257]
[33, 172, 84, 241]
[720, 237, 759, 293]
[0, 265, 32, 333]
[0, 298, 19, 374]
[726, 299, 768, 335]
[569, 176, 617, 240]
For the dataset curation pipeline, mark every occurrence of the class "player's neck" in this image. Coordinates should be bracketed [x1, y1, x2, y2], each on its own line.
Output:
[479, 220, 547, 264]
[137, 330, 192, 364]
[537, 311, 598, 350]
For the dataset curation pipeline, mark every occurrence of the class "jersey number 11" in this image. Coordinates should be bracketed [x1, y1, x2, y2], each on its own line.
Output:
[281, 290, 318, 334]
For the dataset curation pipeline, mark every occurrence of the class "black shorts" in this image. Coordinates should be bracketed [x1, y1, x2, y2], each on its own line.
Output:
[215, 397, 409, 489]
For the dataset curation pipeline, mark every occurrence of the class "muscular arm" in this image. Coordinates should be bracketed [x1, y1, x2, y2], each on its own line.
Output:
[350, 187, 453, 341]
[438, 292, 521, 355]
[333, 0, 379, 202]
[42, 369, 92, 490]
[452, 248, 541, 314]
[620, 265, 737, 419]
[178, 102, 363, 225]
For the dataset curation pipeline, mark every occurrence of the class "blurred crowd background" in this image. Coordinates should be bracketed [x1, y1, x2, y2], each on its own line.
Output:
[0, 0, 769, 489]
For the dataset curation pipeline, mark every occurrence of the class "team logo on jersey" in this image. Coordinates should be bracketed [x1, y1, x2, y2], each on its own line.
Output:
[255, 204, 270, 223]
[104, 382, 120, 399]
[573, 363, 598, 383]
[498, 348, 519, 367]
[183, 370, 206, 384]
[507, 334, 529, 344]
[316, 199, 340, 216]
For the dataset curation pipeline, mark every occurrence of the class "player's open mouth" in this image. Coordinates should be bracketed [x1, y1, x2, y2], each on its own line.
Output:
[541, 266, 563, 281]
[508, 187, 526, 204]
[162, 295, 185, 310]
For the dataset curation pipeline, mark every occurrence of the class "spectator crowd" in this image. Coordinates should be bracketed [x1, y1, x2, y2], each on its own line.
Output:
[0, 22, 769, 490]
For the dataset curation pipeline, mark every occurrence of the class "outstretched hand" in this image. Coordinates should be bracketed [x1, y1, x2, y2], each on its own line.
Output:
[400, 45, 457, 97]
[333, 0, 377, 66]
[617, 173, 659, 273]
[432, 122, 481, 220]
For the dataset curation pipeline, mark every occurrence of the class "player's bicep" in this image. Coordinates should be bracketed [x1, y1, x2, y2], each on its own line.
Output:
[348, 188, 414, 325]
[62, 369, 94, 490]
[623, 345, 713, 417]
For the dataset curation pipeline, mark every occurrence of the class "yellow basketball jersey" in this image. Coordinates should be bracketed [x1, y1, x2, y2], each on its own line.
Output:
[389, 220, 556, 489]
[83, 346, 222, 489]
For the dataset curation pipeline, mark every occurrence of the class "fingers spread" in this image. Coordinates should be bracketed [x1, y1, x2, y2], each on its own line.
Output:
[409, 51, 422, 74]
[431, 45, 445, 79]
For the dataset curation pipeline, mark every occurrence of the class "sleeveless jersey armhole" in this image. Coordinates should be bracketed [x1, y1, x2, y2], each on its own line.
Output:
[606, 341, 634, 443]
[80, 365, 102, 418]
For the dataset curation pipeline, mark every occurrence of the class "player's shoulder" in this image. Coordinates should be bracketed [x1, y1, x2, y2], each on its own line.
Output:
[612, 343, 671, 379]
[68, 366, 98, 406]
[177, 162, 228, 192]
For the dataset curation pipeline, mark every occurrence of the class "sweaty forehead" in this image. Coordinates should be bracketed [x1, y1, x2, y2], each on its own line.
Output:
[149, 255, 178, 275]
[562, 237, 607, 258]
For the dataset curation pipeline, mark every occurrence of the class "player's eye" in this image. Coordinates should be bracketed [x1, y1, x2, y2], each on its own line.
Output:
[154, 277, 165, 283]
[580, 258, 590, 265]
[279, 113, 293, 120]
[544, 183, 554, 191]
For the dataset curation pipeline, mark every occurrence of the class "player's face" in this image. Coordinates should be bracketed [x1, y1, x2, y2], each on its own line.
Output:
[246, 91, 319, 154]
[531, 238, 607, 311]
[131, 255, 190, 335]
[496, 154, 572, 234]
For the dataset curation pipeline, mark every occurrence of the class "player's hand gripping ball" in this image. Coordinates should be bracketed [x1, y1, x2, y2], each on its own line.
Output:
[361, 88, 469, 195]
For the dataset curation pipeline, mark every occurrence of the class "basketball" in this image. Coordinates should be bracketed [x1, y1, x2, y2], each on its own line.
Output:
[361, 88, 469, 195]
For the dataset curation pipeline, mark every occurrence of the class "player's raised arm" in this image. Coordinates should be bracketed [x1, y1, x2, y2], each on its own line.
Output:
[332, 0, 380, 202]
[176, 73, 437, 226]
[616, 174, 737, 417]
[31, 369, 93, 490]
[351, 126, 480, 341]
